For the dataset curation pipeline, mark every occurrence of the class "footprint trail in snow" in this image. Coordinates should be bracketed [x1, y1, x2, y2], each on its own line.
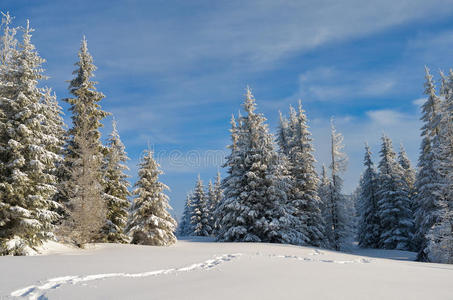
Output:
[271, 250, 374, 264]
[10, 253, 242, 300]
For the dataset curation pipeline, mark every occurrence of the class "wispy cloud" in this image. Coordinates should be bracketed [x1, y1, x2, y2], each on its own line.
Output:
[412, 97, 427, 106]
[366, 109, 410, 126]
[15, 0, 453, 79]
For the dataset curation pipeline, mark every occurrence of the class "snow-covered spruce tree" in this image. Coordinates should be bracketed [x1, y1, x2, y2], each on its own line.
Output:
[348, 185, 361, 240]
[101, 120, 131, 243]
[207, 179, 216, 233]
[0, 12, 17, 158]
[216, 87, 304, 244]
[414, 67, 445, 260]
[284, 101, 326, 247]
[190, 176, 212, 236]
[203, 172, 224, 235]
[425, 71, 453, 263]
[211, 171, 223, 233]
[212, 115, 238, 238]
[357, 144, 381, 248]
[58, 37, 109, 210]
[398, 143, 417, 250]
[328, 119, 353, 251]
[0, 12, 17, 180]
[318, 165, 333, 248]
[40, 88, 66, 169]
[276, 111, 290, 155]
[0, 22, 61, 255]
[127, 150, 176, 246]
[398, 144, 416, 196]
[439, 70, 449, 98]
[177, 193, 194, 236]
[40, 88, 66, 209]
[426, 119, 453, 263]
[377, 135, 414, 250]
[426, 208, 453, 264]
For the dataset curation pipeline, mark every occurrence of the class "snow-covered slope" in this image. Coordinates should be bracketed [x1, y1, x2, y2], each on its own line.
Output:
[1, 238, 452, 300]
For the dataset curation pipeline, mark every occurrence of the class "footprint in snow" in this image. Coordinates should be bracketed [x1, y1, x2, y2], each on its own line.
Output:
[10, 253, 242, 300]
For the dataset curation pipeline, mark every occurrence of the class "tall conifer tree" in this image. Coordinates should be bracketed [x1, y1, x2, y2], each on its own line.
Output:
[206, 179, 217, 233]
[211, 171, 223, 233]
[190, 176, 212, 236]
[0, 21, 61, 255]
[216, 87, 303, 244]
[318, 165, 333, 247]
[425, 69, 453, 262]
[102, 120, 131, 243]
[414, 67, 445, 260]
[59, 37, 109, 209]
[328, 119, 352, 250]
[127, 150, 176, 246]
[398, 144, 416, 195]
[377, 135, 413, 250]
[357, 144, 380, 248]
[284, 101, 326, 247]
[178, 193, 194, 236]
[276, 111, 290, 155]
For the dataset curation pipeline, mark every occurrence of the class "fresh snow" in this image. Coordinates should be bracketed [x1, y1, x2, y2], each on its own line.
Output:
[10, 253, 241, 300]
[2, 239, 453, 300]
[34, 241, 80, 256]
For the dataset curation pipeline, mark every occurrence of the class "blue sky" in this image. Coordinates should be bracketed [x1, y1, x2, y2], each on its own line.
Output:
[4, 0, 453, 218]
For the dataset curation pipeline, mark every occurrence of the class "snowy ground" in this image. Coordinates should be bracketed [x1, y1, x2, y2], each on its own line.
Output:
[1, 238, 452, 300]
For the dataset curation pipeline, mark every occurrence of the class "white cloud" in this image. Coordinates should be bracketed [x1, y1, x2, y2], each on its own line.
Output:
[28, 0, 453, 77]
[275, 67, 398, 104]
[366, 109, 408, 126]
[413, 97, 427, 106]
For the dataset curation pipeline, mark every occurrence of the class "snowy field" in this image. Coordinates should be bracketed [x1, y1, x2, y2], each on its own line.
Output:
[1, 238, 452, 300]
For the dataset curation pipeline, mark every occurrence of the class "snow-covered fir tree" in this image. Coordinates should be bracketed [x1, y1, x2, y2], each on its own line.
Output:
[357, 144, 380, 248]
[426, 208, 453, 264]
[58, 37, 109, 211]
[439, 70, 449, 97]
[425, 69, 453, 263]
[127, 150, 176, 246]
[40, 87, 66, 216]
[327, 119, 353, 251]
[101, 120, 131, 243]
[398, 143, 417, 250]
[426, 110, 453, 263]
[211, 171, 223, 233]
[398, 144, 416, 196]
[414, 66, 445, 260]
[206, 179, 217, 234]
[377, 135, 414, 250]
[276, 111, 290, 155]
[178, 193, 194, 236]
[284, 101, 326, 247]
[190, 176, 212, 236]
[0, 22, 61, 255]
[0, 11, 16, 177]
[318, 165, 333, 247]
[216, 87, 304, 244]
[348, 184, 361, 240]
[40, 88, 66, 171]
